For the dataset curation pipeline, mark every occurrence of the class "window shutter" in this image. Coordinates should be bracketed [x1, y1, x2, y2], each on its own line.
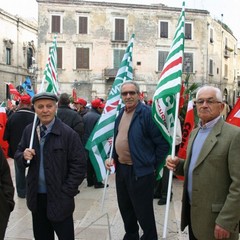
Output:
[52, 15, 60, 33]
[79, 17, 87, 34]
[115, 19, 124, 41]
[158, 51, 168, 71]
[76, 48, 89, 69]
[160, 22, 168, 38]
[185, 23, 192, 39]
[57, 47, 62, 69]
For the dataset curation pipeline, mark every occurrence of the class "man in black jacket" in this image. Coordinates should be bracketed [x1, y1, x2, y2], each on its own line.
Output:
[0, 146, 15, 240]
[14, 92, 87, 240]
[4, 94, 35, 198]
[57, 93, 84, 141]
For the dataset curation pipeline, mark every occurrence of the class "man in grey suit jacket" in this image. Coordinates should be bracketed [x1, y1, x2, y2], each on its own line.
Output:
[167, 86, 240, 240]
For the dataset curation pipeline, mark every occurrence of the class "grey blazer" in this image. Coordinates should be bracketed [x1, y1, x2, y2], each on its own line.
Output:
[176, 118, 240, 240]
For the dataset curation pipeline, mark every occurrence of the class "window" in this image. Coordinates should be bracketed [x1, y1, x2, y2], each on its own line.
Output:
[6, 48, 11, 65]
[76, 48, 89, 69]
[27, 48, 33, 68]
[78, 16, 88, 34]
[48, 47, 62, 69]
[57, 47, 62, 69]
[185, 23, 192, 40]
[158, 51, 169, 71]
[115, 18, 125, 41]
[183, 53, 193, 73]
[224, 64, 228, 78]
[51, 15, 61, 33]
[210, 28, 214, 43]
[113, 49, 125, 68]
[209, 59, 213, 75]
[160, 21, 168, 38]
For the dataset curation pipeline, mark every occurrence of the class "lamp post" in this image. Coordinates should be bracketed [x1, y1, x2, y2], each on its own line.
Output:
[28, 57, 38, 92]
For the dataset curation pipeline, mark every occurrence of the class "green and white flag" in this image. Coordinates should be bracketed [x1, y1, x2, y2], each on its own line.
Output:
[42, 35, 59, 94]
[152, 2, 185, 147]
[86, 34, 135, 182]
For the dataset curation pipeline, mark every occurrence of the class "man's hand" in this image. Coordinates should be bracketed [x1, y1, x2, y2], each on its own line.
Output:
[214, 224, 230, 239]
[23, 148, 35, 161]
[166, 155, 180, 171]
[105, 158, 114, 172]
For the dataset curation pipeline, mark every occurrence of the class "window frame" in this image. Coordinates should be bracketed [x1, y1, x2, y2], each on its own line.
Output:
[50, 13, 63, 33]
[159, 20, 169, 38]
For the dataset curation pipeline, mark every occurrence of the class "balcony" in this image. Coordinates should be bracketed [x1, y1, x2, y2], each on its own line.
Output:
[104, 68, 119, 79]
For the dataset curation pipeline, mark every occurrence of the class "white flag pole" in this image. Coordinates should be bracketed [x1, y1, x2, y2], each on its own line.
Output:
[27, 76, 46, 164]
[162, 92, 180, 239]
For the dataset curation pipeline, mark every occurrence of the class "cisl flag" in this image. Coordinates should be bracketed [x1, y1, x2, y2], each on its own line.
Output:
[226, 98, 240, 127]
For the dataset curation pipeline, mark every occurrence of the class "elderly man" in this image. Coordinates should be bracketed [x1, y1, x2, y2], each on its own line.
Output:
[105, 81, 169, 240]
[166, 86, 240, 240]
[14, 92, 87, 240]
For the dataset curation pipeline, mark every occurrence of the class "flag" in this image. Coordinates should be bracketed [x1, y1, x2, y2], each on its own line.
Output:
[152, 2, 185, 146]
[176, 99, 195, 180]
[178, 80, 185, 112]
[72, 88, 77, 102]
[0, 106, 9, 158]
[152, 2, 185, 179]
[6, 83, 21, 101]
[86, 34, 135, 182]
[43, 36, 59, 94]
[226, 98, 240, 127]
[22, 77, 35, 97]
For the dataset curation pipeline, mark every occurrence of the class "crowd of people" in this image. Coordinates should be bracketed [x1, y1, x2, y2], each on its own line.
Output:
[0, 83, 240, 240]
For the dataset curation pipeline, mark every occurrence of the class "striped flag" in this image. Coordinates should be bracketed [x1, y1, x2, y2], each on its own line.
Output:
[43, 36, 59, 94]
[152, 2, 185, 147]
[86, 34, 135, 181]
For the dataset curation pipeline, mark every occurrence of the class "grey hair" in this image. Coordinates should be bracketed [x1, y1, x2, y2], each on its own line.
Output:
[121, 81, 140, 93]
[196, 86, 223, 102]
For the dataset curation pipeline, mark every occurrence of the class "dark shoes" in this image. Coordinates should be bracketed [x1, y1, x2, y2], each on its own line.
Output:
[94, 183, 109, 189]
[158, 196, 172, 205]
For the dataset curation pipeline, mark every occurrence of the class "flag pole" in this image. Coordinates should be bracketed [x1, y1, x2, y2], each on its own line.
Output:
[162, 92, 180, 239]
[27, 76, 46, 164]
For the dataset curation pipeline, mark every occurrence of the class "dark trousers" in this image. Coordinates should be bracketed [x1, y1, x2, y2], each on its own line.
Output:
[154, 166, 172, 199]
[0, 211, 10, 240]
[14, 158, 26, 197]
[32, 194, 74, 240]
[116, 164, 157, 240]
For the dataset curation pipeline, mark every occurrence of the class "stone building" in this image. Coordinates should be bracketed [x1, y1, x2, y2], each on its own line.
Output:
[36, 0, 238, 104]
[0, 8, 38, 101]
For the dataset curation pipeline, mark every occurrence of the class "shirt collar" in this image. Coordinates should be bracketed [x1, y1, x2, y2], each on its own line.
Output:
[199, 116, 221, 129]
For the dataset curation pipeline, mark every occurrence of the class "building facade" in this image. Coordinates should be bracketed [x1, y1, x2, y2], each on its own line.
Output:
[36, 0, 238, 104]
[0, 8, 38, 101]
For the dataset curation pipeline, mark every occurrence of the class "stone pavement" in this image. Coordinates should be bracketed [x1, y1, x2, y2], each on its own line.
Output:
[5, 158, 189, 240]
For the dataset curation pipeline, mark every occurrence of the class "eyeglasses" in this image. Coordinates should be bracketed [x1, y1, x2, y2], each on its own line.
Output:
[121, 91, 137, 96]
[195, 99, 222, 106]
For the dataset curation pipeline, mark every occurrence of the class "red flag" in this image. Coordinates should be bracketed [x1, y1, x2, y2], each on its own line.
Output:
[178, 81, 185, 112]
[72, 88, 77, 102]
[0, 107, 9, 158]
[177, 99, 195, 180]
[7, 83, 21, 101]
[226, 98, 240, 127]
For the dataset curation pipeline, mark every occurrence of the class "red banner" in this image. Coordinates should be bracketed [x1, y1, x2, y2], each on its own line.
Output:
[226, 98, 240, 127]
[177, 100, 195, 180]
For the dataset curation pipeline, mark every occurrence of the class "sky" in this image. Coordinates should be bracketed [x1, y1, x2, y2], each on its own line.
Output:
[0, 0, 239, 44]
